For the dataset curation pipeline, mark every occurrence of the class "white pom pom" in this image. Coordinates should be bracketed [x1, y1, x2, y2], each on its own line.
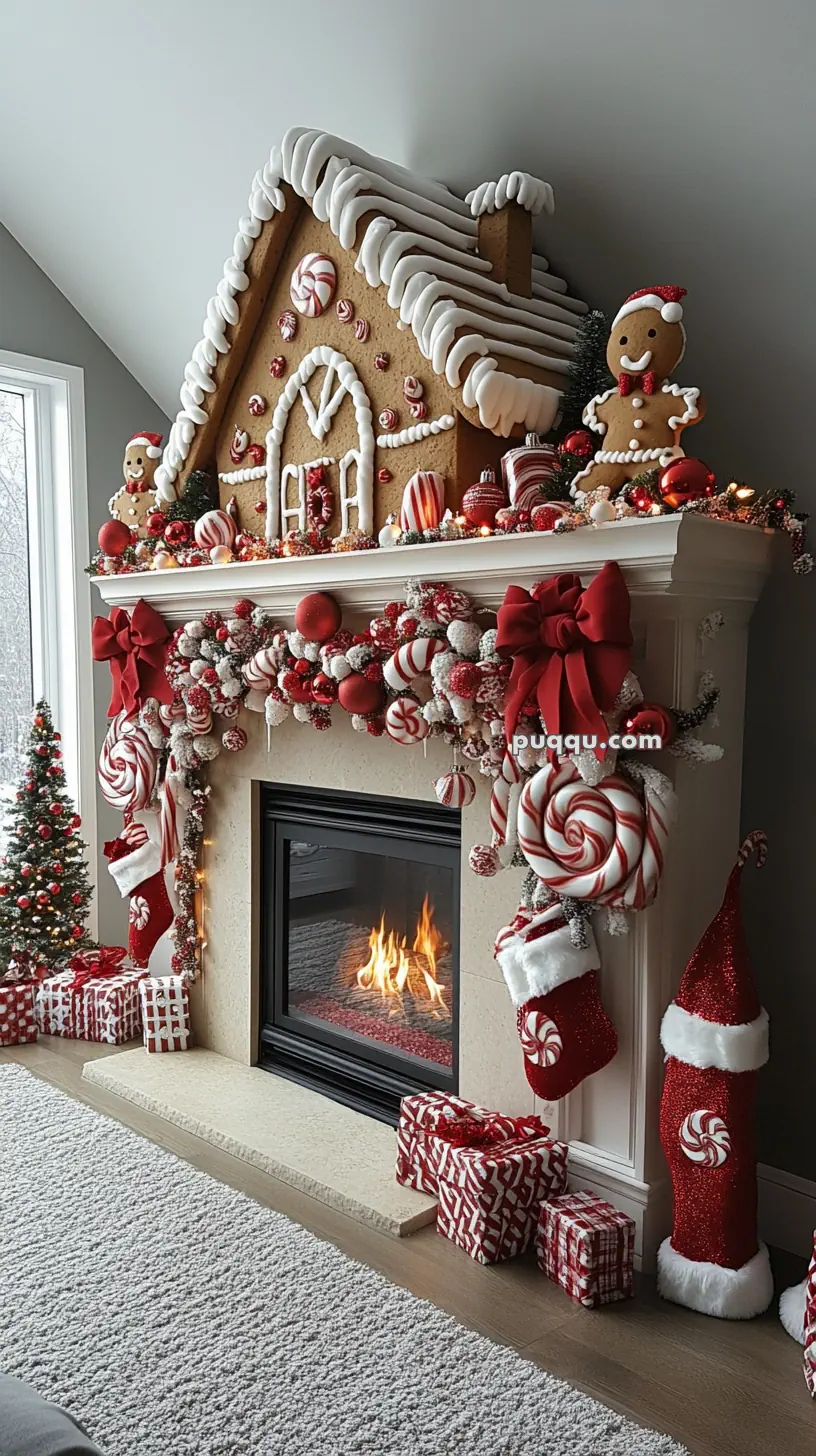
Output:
[449, 694, 472, 725]
[328, 654, 350, 681]
[303, 641, 320, 662]
[176, 634, 198, 659]
[346, 644, 373, 672]
[287, 630, 307, 658]
[661, 301, 683, 323]
[292, 703, 311, 723]
[478, 628, 500, 662]
[189, 660, 207, 680]
[199, 639, 218, 659]
[447, 620, 483, 657]
[215, 658, 235, 681]
[351, 714, 368, 732]
[265, 697, 289, 727]
[184, 621, 206, 639]
[422, 699, 448, 724]
[193, 734, 220, 761]
[277, 669, 289, 691]
[177, 672, 195, 689]
[221, 679, 243, 699]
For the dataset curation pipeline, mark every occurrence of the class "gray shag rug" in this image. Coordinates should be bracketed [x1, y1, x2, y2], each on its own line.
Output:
[0, 1066, 687, 1456]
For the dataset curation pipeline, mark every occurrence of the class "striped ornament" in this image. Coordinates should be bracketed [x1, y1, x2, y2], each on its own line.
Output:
[193, 509, 237, 551]
[242, 648, 280, 693]
[517, 759, 673, 909]
[399, 470, 445, 532]
[501, 434, 558, 513]
[383, 637, 446, 691]
[434, 769, 476, 808]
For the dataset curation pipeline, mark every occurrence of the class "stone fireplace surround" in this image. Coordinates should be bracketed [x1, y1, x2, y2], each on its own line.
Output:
[88, 518, 772, 1267]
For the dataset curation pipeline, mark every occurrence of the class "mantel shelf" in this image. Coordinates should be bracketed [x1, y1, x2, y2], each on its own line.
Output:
[91, 515, 774, 622]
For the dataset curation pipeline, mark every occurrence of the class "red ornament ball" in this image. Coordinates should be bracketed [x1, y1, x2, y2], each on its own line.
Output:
[232, 598, 254, 619]
[294, 591, 342, 644]
[34, 714, 44, 727]
[201, 668, 219, 686]
[71, 814, 81, 829]
[337, 673, 385, 716]
[658, 457, 716, 510]
[53, 862, 63, 875]
[448, 661, 481, 699]
[494, 507, 519, 532]
[0, 885, 6, 896]
[531, 502, 569, 532]
[71, 926, 84, 940]
[37, 825, 52, 840]
[21, 865, 32, 878]
[36, 891, 50, 907]
[294, 658, 312, 677]
[146, 510, 166, 537]
[71, 891, 82, 905]
[311, 672, 337, 705]
[17, 896, 31, 909]
[216, 625, 229, 642]
[97, 519, 132, 556]
[461, 474, 505, 529]
[628, 484, 655, 514]
[48, 882, 61, 895]
[49, 802, 63, 815]
[35, 745, 48, 757]
[560, 429, 595, 459]
[623, 702, 676, 747]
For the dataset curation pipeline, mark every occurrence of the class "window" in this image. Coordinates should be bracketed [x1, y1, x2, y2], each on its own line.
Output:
[0, 351, 96, 932]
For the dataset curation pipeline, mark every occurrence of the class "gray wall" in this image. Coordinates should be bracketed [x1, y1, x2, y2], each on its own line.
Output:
[0, 223, 169, 945]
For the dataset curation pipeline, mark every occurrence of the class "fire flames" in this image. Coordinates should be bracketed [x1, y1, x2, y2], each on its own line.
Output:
[354, 895, 449, 1017]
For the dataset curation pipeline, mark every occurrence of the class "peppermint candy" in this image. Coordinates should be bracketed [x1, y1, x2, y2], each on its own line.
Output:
[383, 637, 446, 691]
[501, 433, 558, 512]
[278, 311, 297, 341]
[519, 1009, 563, 1066]
[434, 769, 476, 808]
[403, 376, 424, 402]
[679, 1109, 731, 1167]
[247, 394, 267, 416]
[290, 253, 336, 317]
[335, 298, 354, 323]
[129, 895, 151, 930]
[98, 712, 158, 812]
[385, 696, 429, 745]
[354, 318, 370, 342]
[379, 408, 399, 431]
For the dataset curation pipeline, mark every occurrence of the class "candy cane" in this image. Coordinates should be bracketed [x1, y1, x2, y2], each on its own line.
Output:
[383, 637, 446, 691]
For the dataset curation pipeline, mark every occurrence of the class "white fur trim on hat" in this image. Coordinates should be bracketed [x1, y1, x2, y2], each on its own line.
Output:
[107, 809, 163, 897]
[495, 907, 599, 1008]
[779, 1278, 807, 1344]
[660, 1002, 769, 1073]
[657, 1238, 773, 1320]
[611, 294, 684, 329]
[127, 433, 163, 459]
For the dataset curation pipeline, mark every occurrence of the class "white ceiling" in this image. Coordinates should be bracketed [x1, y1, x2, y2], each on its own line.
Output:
[2, 0, 814, 458]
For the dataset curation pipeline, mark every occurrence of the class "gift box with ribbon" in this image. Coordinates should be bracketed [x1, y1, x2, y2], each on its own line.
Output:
[396, 1092, 524, 1195]
[0, 981, 38, 1047]
[535, 1191, 635, 1308]
[139, 975, 191, 1053]
[434, 1113, 568, 1264]
[35, 947, 146, 1044]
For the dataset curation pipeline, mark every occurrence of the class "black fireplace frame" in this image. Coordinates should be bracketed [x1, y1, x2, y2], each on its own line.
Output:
[258, 782, 460, 1125]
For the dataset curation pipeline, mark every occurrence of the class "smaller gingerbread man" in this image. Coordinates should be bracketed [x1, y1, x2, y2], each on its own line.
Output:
[108, 431, 163, 536]
[570, 287, 704, 500]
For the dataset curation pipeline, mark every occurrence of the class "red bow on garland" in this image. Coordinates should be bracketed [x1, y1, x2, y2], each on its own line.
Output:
[433, 1114, 550, 1148]
[92, 600, 173, 717]
[495, 561, 633, 758]
[68, 945, 128, 990]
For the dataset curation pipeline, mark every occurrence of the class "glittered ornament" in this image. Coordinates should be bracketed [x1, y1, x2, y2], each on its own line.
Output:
[311, 672, 337, 705]
[531, 501, 570, 532]
[16, 895, 31, 909]
[658, 457, 716, 510]
[560, 429, 595, 459]
[469, 844, 501, 877]
[461, 469, 505, 529]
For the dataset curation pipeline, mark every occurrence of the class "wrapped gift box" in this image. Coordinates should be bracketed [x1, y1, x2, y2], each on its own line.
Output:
[805, 1232, 816, 1398]
[536, 1191, 635, 1308]
[395, 1093, 538, 1196]
[436, 1124, 568, 1264]
[0, 981, 38, 1046]
[139, 975, 191, 1053]
[35, 961, 145, 1044]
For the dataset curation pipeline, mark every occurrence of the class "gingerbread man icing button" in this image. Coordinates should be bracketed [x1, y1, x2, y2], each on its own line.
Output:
[570, 286, 705, 500]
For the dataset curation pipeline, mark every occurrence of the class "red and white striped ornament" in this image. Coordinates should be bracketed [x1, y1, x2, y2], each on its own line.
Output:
[383, 637, 446, 691]
[679, 1110, 732, 1168]
[805, 1236, 816, 1397]
[194, 509, 237, 551]
[519, 1009, 563, 1066]
[489, 749, 522, 848]
[222, 726, 248, 753]
[385, 696, 429, 745]
[434, 769, 476, 808]
[290, 253, 337, 317]
[242, 648, 280, 693]
[399, 470, 445, 532]
[501, 433, 559, 512]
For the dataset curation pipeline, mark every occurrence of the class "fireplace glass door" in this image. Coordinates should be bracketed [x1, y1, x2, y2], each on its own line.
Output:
[259, 784, 460, 1123]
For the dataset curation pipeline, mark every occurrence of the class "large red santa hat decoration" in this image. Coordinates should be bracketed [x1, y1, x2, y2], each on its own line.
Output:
[126, 432, 163, 459]
[657, 830, 773, 1320]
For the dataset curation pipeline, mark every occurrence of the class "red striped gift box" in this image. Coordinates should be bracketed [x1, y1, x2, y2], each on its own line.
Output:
[395, 1093, 480, 1195]
[139, 975, 191, 1053]
[0, 981, 38, 1046]
[536, 1191, 635, 1308]
[437, 1132, 568, 1264]
[35, 967, 146, 1044]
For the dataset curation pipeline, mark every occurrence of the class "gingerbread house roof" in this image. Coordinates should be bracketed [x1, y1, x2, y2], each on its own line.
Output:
[154, 126, 588, 503]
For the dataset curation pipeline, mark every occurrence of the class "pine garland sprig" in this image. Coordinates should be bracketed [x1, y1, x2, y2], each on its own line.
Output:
[673, 686, 720, 735]
[558, 310, 611, 435]
[166, 470, 214, 524]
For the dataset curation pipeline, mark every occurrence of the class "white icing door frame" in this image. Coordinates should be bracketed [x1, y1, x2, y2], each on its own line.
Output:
[264, 345, 374, 541]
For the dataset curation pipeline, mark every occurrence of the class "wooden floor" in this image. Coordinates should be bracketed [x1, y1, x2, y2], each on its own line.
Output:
[2, 1037, 813, 1456]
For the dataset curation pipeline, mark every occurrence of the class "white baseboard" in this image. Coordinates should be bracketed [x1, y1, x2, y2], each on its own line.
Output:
[758, 1163, 816, 1259]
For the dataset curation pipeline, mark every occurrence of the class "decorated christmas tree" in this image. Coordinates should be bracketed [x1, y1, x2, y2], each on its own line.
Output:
[0, 702, 93, 977]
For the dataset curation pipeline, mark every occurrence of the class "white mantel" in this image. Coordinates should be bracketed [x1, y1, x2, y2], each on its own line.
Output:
[90, 517, 775, 1266]
[92, 515, 774, 621]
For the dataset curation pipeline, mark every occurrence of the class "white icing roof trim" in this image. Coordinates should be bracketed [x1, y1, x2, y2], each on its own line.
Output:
[155, 127, 588, 501]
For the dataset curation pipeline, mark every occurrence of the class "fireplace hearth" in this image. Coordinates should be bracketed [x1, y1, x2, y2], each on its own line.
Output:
[259, 783, 460, 1123]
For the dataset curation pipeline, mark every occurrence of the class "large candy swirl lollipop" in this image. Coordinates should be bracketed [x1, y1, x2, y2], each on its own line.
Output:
[97, 711, 158, 812]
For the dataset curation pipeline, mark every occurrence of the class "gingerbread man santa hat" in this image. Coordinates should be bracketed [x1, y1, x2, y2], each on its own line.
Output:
[126, 431, 163, 459]
[657, 830, 773, 1320]
[611, 284, 686, 328]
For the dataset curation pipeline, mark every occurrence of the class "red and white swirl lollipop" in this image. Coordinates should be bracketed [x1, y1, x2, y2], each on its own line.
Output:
[97, 711, 158, 812]
[383, 637, 446, 691]
[434, 769, 476, 808]
[194, 509, 237, 552]
[242, 648, 280, 693]
[518, 759, 673, 909]
[519, 1009, 563, 1067]
[385, 696, 429, 745]
[679, 1109, 731, 1167]
[290, 253, 337, 317]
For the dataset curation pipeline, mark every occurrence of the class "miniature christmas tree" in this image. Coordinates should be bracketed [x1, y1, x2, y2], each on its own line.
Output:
[0, 701, 93, 978]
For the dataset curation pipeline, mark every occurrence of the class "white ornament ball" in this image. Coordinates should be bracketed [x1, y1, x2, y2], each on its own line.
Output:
[589, 498, 616, 524]
[210, 544, 233, 564]
[446, 620, 483, 657]
[153, 551, 177, 570]
[378, 520, 402, 548]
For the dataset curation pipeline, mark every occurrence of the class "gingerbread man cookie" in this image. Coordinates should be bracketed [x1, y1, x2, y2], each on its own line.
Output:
[570, 287, 704, 499]
[108, 432, 163, 536]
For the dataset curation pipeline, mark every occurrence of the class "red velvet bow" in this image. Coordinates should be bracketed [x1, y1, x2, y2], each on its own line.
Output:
[618, 371, 657, 396]
[69, 945, 128, 990]
[434, 1114, 550, 1148]
[92, 600, 173, 717]
[495, 561, 633, 757]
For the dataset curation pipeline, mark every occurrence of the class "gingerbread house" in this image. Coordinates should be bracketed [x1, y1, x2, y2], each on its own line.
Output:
[154, 126, 588, 542]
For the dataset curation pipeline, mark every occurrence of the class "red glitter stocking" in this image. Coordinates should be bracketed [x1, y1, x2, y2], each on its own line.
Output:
[495, 902, 617, 1101]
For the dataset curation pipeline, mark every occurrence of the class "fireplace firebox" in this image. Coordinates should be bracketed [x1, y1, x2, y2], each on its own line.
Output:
[259, 783, 460, 1124]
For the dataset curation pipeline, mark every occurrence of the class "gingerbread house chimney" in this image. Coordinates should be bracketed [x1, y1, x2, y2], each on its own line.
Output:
[465, 172, 554, 298]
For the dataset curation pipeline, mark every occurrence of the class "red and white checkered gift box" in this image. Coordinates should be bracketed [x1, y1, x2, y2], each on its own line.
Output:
[139, 975, 191, 1053]
[395, 1093, 540, 1196]
[0, 981, 38, 1046]
[536, 1191, 635, 1308]
[436, 1127, 568, 1264]
[805, 1231, 816, 1398]
[35, 966, 146, 1044]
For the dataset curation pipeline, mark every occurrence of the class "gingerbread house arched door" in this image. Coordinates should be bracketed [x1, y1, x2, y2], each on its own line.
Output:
[263, 345, 375, 541]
